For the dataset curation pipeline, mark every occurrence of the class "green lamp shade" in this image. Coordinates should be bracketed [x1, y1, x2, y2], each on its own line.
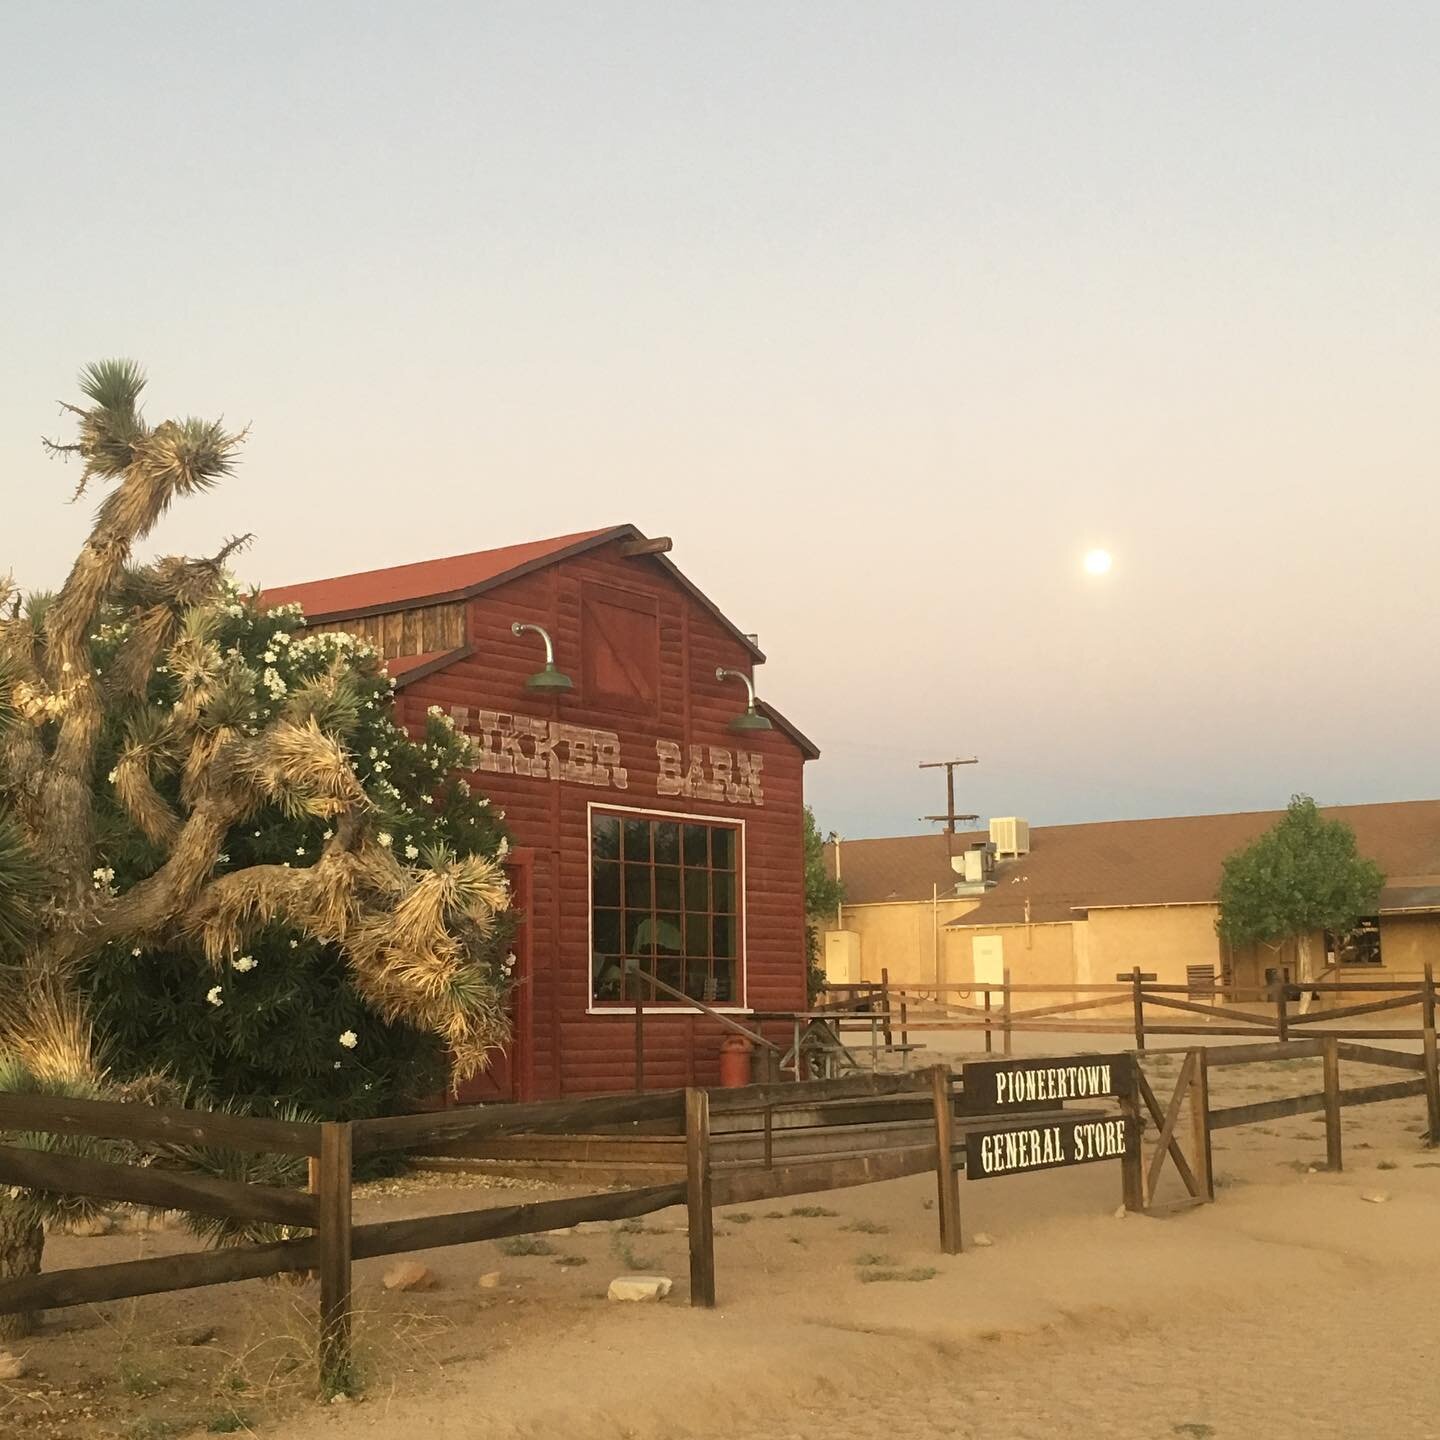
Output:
[729, 708, 773, 733]
[525, 663, 573, 693]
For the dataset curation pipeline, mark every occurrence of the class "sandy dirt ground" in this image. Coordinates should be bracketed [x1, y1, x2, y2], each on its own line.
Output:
[4, 1049, 1439, 1440]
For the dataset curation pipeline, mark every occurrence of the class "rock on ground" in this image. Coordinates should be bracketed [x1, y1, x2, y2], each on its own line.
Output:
[477, 1271, 502, 1289]
[0, 1350, 27, 1380]
[607, 1275, 673, 1303]
[383, 1261, 439, 1291]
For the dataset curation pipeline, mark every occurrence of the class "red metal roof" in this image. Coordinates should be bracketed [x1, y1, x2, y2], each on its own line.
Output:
[384, 646, 473, 687]
[257, 526, 817, 758]
[260, 527, 625, 621]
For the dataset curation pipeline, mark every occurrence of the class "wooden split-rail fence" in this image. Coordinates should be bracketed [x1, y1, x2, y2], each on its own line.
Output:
[3, 1015, 1438, 1391]
[817, 962, 1440, 1066]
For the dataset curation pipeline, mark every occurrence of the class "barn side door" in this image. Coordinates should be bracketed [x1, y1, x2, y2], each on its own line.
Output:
[452, 847, 536, 1104]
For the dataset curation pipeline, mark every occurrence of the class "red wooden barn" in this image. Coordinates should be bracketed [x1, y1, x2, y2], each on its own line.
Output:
[262, 525, 817, 1100]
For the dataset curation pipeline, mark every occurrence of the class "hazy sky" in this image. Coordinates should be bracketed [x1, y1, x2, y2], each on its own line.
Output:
[3, 3, 1437, 839]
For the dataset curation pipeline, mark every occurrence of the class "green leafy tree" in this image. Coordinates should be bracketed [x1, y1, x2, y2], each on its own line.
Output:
[1216, 795, 1384, 983]
[803, 805, 844, 1000]
[0, 362, 513, 1325]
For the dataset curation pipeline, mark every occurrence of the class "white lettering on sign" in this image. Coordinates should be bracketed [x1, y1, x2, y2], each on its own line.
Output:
[447, 709, 765, 805]
[656, 741, 764, 807]
[970, 1116, 1130, 1178]
[452, 708, 629, 790]
[992, 1062, 1113, 1107]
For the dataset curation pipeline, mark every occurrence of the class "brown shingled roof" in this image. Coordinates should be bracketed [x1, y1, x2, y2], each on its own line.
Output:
[828, 800, 1440, 926]
[828, 830, 988, 904]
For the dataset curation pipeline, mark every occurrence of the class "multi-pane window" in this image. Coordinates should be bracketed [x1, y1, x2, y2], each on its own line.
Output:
[1330, 919, 1382, 966]
[591, 811, 742, 1005]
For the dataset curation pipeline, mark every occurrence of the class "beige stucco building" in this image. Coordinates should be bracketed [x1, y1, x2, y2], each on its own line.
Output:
[821, 800, 1440, 1001]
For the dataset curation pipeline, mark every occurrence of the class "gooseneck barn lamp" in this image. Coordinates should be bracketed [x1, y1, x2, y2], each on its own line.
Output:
[512, 622, 572, 693]
[715, 666, 773, 733]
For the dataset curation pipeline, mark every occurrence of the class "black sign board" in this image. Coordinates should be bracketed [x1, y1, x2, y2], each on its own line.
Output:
[965, 1115, 1136, 1181]
[962, 1053, 1133, 1112]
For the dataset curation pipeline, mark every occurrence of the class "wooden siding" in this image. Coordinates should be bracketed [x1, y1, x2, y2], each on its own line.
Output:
[394, 538, 809, 1099]
[308, 601, 465, 659]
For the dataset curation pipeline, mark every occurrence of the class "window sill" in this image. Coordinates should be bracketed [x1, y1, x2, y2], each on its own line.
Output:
[587, 1005, 754, 1016]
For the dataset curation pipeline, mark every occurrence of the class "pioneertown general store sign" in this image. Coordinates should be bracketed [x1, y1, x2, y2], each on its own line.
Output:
[962, 1054, 1138, 1181]
[448, 706, 765, 806]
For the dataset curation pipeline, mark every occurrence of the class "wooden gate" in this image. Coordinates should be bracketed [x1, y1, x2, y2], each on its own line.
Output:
[1132, 1050, 1213, 1208]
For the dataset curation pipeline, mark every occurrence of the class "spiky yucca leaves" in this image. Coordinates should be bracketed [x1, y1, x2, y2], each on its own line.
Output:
[0, 807, 45, 958]
[83, 597, 514, 1121]
[0, 1047, 120, 1339]
[0, 1050, 118, 1226]
[1, 365, 513, 1138]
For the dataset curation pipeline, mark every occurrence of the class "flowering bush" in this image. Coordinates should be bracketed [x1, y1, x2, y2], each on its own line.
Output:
[84, 588, 515, 1121]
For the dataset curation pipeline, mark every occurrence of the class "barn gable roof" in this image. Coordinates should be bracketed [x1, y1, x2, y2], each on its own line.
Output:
[260, 524, 765, 662]
[259, 526, 820, 760]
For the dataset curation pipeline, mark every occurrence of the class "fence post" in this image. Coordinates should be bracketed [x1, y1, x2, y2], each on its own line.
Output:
[930, 1065, 962, 1254]
[1423, 964, 1440, 1146]
[1322, 1037, 1342, 1172]
[1274, 977, 1289, 1043]
[684, 1088, 716, 1307]
[1118, 1057, 1145, 1212]
[983, 989, 993, 1054]
[1001, 969, 1013, 1057]
[316, 1121, 353, 1394]
[1189, 1046, 1214, 1202]
[1131, 967, 1146, 1052]
[880, 967, 893, 1049]
[634, 1004, 646, 1093]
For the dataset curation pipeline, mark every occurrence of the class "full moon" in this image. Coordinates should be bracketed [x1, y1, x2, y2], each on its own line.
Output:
[1083, 549, 1113, 576]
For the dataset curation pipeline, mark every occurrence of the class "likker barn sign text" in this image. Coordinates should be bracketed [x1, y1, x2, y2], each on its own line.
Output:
[448, 706, 765, 805]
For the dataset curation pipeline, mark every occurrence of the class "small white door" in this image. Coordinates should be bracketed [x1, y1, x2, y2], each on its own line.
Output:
[973, 934, 1004, 988]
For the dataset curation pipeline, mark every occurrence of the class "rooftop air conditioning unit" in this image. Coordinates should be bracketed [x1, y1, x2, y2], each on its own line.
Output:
[960, 843, 996, 884]
[989, 817, 1031, 858]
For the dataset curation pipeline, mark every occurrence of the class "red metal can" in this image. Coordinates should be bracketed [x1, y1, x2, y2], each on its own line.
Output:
[717, 1034, 754, 1087]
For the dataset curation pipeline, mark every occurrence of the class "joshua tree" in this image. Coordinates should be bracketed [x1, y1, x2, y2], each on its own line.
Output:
[0, 362, 511, 1326]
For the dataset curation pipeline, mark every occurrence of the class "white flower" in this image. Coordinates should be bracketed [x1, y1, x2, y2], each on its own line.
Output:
[322, 829, 333, 840]
[107, 769, 118, 784]
[262, 650, 277, 664]
[289, 939, 300, 949]
[131, 947, 142, 957]
[206, 986, 224, 1007]
[295, 846, 306, 856]
[496, 838, 510, 859]
[377, 831, 393, 849]
[339, 1030, 358, 1050]
[333, 1061, 342, 1069]
[233, 955, 257, 973]
[404, 844, 419, 860]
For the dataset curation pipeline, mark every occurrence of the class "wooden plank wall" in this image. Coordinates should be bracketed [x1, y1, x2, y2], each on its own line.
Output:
[397, 539, 810, 1099]
[308, 600, 465, 659]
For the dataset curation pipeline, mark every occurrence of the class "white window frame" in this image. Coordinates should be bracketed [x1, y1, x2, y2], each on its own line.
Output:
[586, 800, 750, 1015]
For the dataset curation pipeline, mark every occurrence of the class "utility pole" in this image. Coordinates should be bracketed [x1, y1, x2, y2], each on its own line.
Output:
[919, 757, 979, 857]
